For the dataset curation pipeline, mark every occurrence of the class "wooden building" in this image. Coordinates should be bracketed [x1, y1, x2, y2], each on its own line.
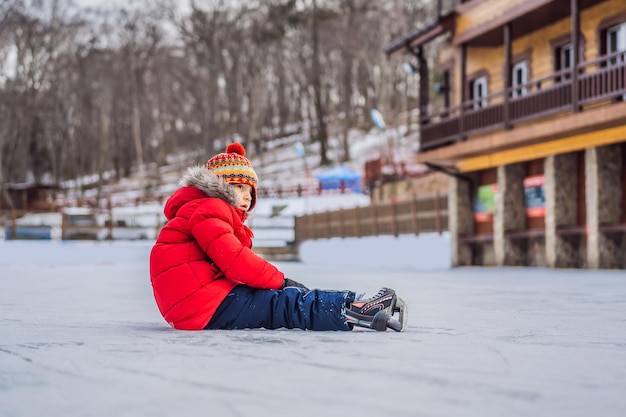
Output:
[0, 183, 57, 211]
[386, 0, 626, 269]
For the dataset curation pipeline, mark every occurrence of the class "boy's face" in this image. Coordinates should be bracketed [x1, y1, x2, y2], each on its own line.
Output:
[232, 183, 253, 212]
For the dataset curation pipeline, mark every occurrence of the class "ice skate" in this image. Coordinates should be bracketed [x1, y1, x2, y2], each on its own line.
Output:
[345, 288, 408, 332]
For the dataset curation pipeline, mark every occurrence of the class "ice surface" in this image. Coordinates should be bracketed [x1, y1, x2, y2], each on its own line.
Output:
[1, 240, 626, 417]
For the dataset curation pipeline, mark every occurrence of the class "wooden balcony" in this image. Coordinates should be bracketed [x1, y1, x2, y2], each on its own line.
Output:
[420, 51, 626, 152]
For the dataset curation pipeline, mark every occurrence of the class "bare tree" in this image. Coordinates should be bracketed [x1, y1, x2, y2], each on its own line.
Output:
[0, 0, 437, 201]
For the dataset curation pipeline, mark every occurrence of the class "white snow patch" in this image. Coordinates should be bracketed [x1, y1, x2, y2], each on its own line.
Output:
[299, 233, 451, 270]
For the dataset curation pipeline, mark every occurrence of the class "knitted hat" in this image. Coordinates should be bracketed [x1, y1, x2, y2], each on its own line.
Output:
[206, 143, 258, 210]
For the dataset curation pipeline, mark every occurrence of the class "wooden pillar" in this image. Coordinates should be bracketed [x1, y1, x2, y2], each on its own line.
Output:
[372, 202, 379, 236]
[60, 212, 66, 240]
[339, 208, 345, 238]
[503, 23, 512, 130]
[10, 211, 17, 239]
[391, 201, 398, 237]
[409, 194, 418, 235]
[571, 0, 580, 113]
[418, 46, 429, 122]
[459, 44, 467, 140]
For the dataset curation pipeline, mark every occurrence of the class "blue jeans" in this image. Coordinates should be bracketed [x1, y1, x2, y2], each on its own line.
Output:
[205, 285, 355, 331]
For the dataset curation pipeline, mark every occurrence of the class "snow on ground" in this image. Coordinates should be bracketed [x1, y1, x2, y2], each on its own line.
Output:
[1, 240, 626, 417]
[299, 233, 451, 270]
[253, 192, 372, 217]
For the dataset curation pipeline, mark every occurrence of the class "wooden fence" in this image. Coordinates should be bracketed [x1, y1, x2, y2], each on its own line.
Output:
[294, 193, 448, 242]
[1, 209, 164, 241]
[2, 193, 450, 250]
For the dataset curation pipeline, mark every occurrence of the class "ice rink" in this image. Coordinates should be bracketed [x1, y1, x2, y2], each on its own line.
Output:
[1, 240, 625, 417]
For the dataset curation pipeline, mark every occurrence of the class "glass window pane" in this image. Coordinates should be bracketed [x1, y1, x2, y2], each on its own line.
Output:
[608, 28, 618, 53]
[562, 44, 572, 69]
[512, 61, 528, 97]
[606, 23, 625, 65]
[472, 76, 487, 109]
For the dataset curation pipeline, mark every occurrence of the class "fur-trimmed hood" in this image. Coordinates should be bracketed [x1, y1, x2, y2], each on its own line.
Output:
[179, 165, 238, 206]
[163, 165, 244, 221]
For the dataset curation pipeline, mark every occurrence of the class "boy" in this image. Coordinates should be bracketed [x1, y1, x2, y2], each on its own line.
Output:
[149, 143, 406, 331]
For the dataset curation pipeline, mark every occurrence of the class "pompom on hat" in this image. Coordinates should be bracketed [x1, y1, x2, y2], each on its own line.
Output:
[206, 143, 258, 210]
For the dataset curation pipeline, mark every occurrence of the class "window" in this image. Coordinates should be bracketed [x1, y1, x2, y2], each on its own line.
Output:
[606, 22, 626, 65]
[552, 33, 585, 83]
[601, 21, 626, 101]
[470, 75, 488, 109]
[512, 60, 529, 98]
[555, 43, 574, 80]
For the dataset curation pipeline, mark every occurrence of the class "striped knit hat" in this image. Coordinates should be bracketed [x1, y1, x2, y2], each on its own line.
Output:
[206, 143, 258, 210]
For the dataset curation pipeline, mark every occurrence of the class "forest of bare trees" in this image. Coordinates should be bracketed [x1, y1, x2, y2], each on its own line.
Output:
[0, 0, 445, 206]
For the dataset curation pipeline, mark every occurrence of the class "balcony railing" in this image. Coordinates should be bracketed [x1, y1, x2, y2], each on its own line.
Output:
[420, 51, 626, 151]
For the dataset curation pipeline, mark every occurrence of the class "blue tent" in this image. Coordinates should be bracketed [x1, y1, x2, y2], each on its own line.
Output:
[317, 166, 363, 193]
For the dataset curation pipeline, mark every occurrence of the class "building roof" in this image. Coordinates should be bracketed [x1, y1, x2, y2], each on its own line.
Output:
[384, 12, 455, 59]
[5, 182, 58, 191]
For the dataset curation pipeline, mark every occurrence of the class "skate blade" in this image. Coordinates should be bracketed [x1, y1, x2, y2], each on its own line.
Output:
[371, 310, 390, 331]
[389, 298, 408, 332]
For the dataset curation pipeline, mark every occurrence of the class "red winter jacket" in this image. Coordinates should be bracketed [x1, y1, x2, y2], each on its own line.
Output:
[149, 166, 285, 330]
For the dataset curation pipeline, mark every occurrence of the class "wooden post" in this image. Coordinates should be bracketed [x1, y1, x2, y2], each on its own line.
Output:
[571, 0, 580, 113]
[355, 205, 362, 238]
[418, 45, 430, 125]
[337, 208, 345, 239]
[10, 211, 17, 240]
[155, 213, 162, 238]
[107, 206, 114, 241]
[310, 213, 316, 240]
[293, 216, 306, 242]
[326, 210, 332, 239]
[504, 23, 512, 129]
[372, 201, 379, 236]
[460, 44, 467, 141]
[61, 212, 67, 240]
[435, 192, 443, 234]
[411, 194, 419, 235]
[391, 200, 398, 237]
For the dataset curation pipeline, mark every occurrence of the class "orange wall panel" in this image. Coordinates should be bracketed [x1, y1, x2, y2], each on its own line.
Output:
[456, 0, 530, 35]
[450, 0, 626, 107]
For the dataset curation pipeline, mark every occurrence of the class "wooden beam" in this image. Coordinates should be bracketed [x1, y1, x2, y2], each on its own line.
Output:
[455, 124, 626, 172]
[453, 0, 552, 45]
[385, 15, 455, 59]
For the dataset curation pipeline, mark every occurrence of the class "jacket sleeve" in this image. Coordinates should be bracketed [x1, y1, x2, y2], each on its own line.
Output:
[190, 201, 284, 289]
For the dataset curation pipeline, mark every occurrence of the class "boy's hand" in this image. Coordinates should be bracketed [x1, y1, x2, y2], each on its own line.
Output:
[281, 278, 310, 291]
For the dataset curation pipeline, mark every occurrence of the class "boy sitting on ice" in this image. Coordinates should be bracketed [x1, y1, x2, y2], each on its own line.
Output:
[149, 143, 406, 331]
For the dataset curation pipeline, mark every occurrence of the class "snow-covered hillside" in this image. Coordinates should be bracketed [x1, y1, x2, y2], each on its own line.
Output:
[58, 117, 425, 213]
